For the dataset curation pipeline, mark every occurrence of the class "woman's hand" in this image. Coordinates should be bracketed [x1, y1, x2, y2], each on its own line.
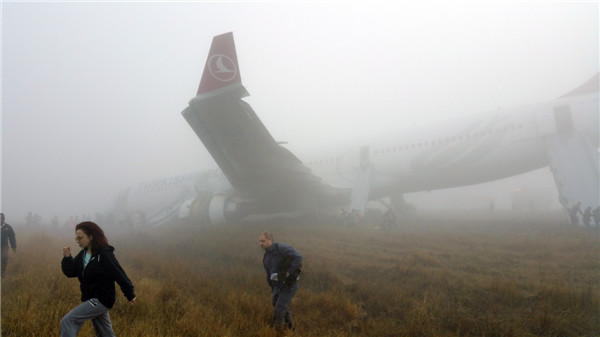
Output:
[63, 246, 71, 257]
[129, 297, 136, 305]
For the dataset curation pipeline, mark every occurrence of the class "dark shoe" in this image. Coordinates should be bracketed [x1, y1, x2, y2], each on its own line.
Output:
[287, 321, 295, 331]
[273, 319, 286, 332]
[285, 314, 294, 330]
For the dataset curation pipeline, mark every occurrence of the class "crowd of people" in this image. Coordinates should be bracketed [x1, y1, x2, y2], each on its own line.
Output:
[567, 202, 600, 228]
[336, 208, 363, 227]
[337, 207, 398, 230]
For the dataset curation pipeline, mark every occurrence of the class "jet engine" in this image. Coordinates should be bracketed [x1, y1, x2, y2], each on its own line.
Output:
[178, 194, 240, 225]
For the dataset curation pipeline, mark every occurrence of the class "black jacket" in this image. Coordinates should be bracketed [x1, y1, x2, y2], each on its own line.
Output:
[1, 224, 16, 250]
[263, 242, 302, 289]
[61, 245, 135, 308]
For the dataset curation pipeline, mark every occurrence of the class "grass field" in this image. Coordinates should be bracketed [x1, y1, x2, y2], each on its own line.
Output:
[1, 210, 599, 336]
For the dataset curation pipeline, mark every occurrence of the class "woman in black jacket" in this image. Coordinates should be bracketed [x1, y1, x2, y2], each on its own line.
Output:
[60, 221, 136, 337]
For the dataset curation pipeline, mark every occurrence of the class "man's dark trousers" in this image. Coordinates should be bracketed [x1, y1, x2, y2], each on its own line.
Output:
[272, 282, 298, 328]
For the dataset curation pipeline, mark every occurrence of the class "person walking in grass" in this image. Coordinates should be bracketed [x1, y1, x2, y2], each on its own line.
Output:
[60, 221, 136, 337]
[1, 213, 17, 278]
[259, 231, 303, 331]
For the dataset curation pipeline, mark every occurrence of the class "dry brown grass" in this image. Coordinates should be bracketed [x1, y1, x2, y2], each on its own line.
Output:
[1, 210, 598, 336]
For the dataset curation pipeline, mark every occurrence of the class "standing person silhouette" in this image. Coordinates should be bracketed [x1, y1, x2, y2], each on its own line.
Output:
[60, 221, 136, 337]
[260, 231, 303, 331]
[1, 213, 17, 277]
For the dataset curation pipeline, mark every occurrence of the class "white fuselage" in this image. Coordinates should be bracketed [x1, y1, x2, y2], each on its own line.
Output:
[307, 92, 598, 198]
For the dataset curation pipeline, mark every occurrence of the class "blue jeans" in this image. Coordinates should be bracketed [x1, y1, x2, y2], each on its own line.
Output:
[60, 298, 115, 337]
[272, 282, 298, 325]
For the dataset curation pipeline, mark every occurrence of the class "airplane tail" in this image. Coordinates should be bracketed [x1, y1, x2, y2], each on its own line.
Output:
[196, 32, 248, 97]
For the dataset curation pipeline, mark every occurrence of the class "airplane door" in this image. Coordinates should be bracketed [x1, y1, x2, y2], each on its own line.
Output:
[535, 107, 556, 136]
[553, 105, 574, 136]
[535, 104, 575, 137]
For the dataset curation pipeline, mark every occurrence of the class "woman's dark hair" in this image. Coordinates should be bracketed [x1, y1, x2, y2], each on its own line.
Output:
[75, 221, 108, 255]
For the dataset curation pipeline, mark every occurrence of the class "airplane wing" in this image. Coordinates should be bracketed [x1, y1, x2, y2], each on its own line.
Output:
[182, 32, 341, 211]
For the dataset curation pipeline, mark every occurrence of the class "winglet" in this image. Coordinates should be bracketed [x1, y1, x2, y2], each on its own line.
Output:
[197, 32, 243, 96]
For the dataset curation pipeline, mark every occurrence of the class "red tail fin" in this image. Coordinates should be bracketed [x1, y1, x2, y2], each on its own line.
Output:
[197, 32, 242, 95]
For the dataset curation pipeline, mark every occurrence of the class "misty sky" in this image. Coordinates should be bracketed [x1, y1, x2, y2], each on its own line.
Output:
[2, 2, 598, 222]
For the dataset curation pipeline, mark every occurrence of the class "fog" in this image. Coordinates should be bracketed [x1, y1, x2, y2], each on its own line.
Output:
[2, 2, 598, 223]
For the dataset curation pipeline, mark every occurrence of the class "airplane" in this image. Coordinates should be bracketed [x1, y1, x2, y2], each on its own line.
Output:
[114, 32, 599, 227]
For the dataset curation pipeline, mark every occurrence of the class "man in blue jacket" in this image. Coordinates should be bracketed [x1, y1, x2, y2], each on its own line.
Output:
[260, 231, 302, 331]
